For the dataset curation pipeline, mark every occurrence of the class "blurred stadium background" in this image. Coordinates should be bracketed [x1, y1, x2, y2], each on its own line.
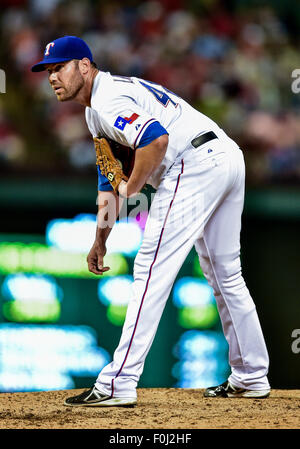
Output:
[0, 0, 299, 393]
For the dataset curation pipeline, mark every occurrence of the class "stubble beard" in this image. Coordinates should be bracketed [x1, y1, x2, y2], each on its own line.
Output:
[56, 73, 84, 102]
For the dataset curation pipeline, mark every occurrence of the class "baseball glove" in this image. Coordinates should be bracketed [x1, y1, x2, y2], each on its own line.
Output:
[94, 136, 135, 192]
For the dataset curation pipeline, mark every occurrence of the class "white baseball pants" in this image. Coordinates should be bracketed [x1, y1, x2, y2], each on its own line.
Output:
[96, 135, 270, 397]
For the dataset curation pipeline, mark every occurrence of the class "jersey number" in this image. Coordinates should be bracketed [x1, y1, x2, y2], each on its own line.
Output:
[139, 81, 178, 108]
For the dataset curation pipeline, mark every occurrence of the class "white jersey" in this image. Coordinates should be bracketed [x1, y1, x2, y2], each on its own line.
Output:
[85, 71, 226, 188]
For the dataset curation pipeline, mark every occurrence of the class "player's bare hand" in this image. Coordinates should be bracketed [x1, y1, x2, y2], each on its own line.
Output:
[118, 180, 139, 198]
[118, 180, 129, 198]
[87, 241, 110, 275]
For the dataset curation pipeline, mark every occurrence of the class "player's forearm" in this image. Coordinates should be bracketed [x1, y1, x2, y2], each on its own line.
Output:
[95, 190, 123, 243]
[125, 134, 168, 197]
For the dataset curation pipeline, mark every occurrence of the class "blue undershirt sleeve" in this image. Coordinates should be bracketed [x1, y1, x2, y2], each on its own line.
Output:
[97, 166, 114, 191]
[137, 121, 168, 148]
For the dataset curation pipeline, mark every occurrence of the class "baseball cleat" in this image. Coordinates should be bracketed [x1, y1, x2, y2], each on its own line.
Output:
[64, 386, 137, 407]
[204, 381, 270, 398]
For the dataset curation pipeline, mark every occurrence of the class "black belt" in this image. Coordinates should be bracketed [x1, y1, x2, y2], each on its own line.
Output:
[191, 131, 218, 148]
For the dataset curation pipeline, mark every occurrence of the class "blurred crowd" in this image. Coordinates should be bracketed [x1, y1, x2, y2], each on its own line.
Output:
[0, 0, 300, 186]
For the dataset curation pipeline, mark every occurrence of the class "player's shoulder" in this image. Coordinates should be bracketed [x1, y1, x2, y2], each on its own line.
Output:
[92, 71, 138, 115]
[99, 71, 136, 97]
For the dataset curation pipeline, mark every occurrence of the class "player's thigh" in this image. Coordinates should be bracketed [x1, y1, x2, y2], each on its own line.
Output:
[194, 160, 245, 278]
[133, 163, 205, 279]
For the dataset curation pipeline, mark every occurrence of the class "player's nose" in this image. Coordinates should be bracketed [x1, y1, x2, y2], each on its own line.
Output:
[48, 71, 58, 85]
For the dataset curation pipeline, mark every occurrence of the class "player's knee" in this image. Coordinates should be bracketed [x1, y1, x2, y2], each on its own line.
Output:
[214, 258, 249, 300]
[219, 257, 241, 278]
[201, 254, 244, 293]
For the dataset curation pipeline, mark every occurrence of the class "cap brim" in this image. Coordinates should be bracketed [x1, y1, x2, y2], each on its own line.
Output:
[31, 57, 73, 72]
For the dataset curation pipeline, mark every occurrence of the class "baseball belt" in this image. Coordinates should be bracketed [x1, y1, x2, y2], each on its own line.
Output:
[191, 131, 218, 148]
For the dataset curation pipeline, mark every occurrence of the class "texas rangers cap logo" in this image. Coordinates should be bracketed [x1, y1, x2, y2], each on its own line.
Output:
[45, 42, 55, 56]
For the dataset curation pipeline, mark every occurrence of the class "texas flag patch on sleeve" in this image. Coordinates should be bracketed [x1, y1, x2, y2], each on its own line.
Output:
[114, 113, 139, 131]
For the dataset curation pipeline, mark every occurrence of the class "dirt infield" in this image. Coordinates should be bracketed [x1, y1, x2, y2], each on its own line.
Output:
[0, 388, 299, 429]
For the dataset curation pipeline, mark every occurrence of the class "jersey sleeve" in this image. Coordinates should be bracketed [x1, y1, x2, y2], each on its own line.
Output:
[96, 96, 168, 150]
[137, 121, 168, 148]
[86, 96, 168, 192]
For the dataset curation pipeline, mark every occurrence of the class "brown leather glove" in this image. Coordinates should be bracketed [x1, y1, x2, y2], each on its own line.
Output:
[94, 136, 135, 192]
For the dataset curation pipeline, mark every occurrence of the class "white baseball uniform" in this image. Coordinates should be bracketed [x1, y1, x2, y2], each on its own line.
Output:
[85, 71, 270, 398]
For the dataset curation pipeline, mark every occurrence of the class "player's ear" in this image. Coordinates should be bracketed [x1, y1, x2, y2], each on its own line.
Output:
[78, 57, 91, 75]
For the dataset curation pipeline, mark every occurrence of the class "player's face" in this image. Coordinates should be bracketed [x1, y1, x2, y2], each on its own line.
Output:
[46, 60, 84, 102]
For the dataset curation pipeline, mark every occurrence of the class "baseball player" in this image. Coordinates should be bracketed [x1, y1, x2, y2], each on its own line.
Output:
[31, 36, 270, 405]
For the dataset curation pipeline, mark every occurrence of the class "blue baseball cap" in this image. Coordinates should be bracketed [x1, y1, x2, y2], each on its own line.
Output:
[31, 36, 94, 72]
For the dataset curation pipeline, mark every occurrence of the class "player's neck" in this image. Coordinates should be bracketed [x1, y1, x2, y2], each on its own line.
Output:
[74, 69, 99, 107]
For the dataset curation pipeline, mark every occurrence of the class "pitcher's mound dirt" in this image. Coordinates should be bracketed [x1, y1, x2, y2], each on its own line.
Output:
[0, 388, 299, 429]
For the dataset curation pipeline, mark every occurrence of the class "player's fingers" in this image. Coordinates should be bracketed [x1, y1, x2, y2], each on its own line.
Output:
[97, 264, 110, 274]
[88, 264, 102, 275]
[88, 261, 109, 275]
[88, 264, 110, 275]
[96, 254, 109, 273]
[99, 266, 110, 272]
